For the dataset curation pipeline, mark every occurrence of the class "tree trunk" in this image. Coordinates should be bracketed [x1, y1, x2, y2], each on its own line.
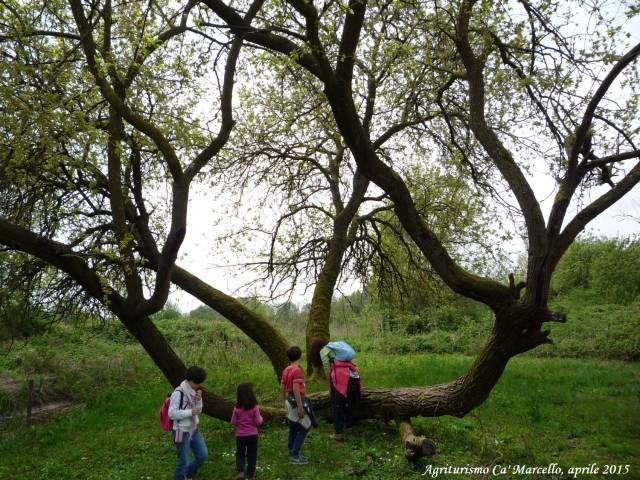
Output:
[119, 305, 557, 425]
[121, 315, 188, 386]
[305, 171, 368, 376]
[305, 233, 346, 376]
[121, 314, 243, 419]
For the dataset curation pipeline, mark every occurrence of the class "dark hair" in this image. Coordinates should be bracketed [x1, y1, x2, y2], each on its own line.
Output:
[185, 365, 207, 384]
[236, 382, 258, 410]
[309, 339, 329, 367]
[286, 345, 302, 362]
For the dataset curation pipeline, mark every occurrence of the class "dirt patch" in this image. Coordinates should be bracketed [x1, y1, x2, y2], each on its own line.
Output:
[29, 401, 80, 422]
[0, 400, 82, 424]
[1, 374, 81, 424]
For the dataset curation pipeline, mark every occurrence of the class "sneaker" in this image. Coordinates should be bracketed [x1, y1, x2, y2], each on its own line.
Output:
[330, 433, 345, 442]
[289, 455, 309, 465]
[236, 473, 245, 480]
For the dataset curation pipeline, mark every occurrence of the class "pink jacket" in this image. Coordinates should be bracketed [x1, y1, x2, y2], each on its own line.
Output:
[231, 405, 263, 437]
[330, 360, 361, 397]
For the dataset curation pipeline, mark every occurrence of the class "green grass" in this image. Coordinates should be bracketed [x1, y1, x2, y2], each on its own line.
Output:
[1, 320, 638, 480]
[358, 301, 640, 362]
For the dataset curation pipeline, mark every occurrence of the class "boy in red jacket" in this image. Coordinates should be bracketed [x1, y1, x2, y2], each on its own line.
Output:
[280, 346, 310, 465]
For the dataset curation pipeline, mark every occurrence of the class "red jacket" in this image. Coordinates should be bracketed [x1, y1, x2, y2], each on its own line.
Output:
[330, 360, 361, 397]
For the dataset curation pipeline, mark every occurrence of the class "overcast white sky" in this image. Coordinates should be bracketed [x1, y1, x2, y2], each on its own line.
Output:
[167, 174, 640, 312]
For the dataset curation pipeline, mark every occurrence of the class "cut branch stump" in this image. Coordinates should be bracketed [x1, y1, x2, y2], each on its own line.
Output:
[397, 417, 436, 461]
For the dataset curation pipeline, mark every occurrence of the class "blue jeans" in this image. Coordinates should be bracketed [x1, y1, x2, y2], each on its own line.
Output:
[236, 434, 258, 477]
[287, 422, 307, 456]
[173, 429, 208, 480]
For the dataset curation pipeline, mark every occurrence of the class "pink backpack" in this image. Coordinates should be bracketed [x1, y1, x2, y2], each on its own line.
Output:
[159, 389, 183, 431]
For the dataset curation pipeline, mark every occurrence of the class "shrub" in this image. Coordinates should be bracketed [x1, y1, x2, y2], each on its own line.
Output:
[153, 303, 183, 321]
[0, 301, 46, 341]
[405, 316, 432, 335]
[553, 236, 640, 304]
[433, 304, 466, 330]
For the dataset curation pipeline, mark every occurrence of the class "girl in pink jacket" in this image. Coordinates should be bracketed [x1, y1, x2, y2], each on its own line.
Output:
[231, 383, 263, 480]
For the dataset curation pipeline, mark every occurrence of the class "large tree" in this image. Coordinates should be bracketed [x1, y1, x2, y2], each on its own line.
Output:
[1, 0, 639, 459]
[215, 20, 506, 377]
[200, 0, 640, 454]
[0, 0, 290, 419]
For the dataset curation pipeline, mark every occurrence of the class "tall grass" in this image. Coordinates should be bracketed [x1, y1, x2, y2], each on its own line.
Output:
[0, 316, 638, 479]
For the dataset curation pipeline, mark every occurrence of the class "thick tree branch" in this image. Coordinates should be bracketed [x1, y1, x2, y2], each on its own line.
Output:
[0, 30, 80, 41]
[184, 28, 242, 181]
[286, 0, 335, 83]
[106, 107, 143, 301]
[202, 0, 325, 79]
[455, 0, 546, 254]
[569, 42, 640, 170]
[336, 0, 366, 88]
[547, 42, 640, 238]
[584, 150, 640, 170]
[336, 168, 369, 229]
[372, 114, 439, 150]
[322, 91, 511, 308]
[69, 0, 185, 183]
[168, 264, 290, 378]
[0, 216, 125, 315]
[551, 160, 640, 268]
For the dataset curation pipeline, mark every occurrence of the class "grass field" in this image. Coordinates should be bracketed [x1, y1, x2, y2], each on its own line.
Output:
[0, 317, 638, 480]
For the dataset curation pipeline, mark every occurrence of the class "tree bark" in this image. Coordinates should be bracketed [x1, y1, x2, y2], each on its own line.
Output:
[305, 231, 347, 376]
[121, 315, 188, 387]
[119, 314, 243, 419]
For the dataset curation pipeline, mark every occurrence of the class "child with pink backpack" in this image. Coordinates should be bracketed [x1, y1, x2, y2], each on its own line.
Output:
[161, 365, 209, 480]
